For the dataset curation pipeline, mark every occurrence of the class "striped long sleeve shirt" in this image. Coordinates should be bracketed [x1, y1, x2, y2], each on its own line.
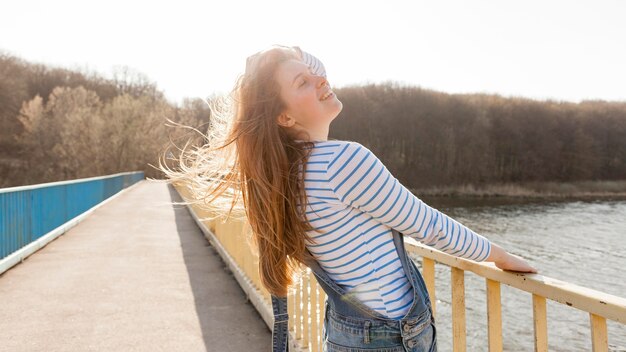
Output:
[299, 139, 492, 319]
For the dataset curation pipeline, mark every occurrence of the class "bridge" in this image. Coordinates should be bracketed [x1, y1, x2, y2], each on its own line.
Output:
[1, 173, 625, 351]
[0, 175, 270, 351]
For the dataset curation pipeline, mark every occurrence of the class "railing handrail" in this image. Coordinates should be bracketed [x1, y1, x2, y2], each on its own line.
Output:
[404, 238, 626, 324]
[0, 171, 144, 194]
[1, 171, 145, 264]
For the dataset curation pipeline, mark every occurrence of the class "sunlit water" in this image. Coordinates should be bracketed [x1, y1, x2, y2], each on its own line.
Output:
[406, 197, 626, 352]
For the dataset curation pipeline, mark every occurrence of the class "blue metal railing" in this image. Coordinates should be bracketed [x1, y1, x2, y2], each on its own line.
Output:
[0, 171, 144, 260]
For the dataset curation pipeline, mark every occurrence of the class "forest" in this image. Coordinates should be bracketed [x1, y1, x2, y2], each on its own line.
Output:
[1, 52, 625, 193]
[0, 52, 210, 188]
[332, 82, 626, 193]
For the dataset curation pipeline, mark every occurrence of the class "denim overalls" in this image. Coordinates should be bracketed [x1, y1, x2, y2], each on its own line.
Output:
[271, 228, 437, 352]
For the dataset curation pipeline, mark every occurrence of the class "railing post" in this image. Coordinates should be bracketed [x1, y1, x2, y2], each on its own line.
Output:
[296, 274, 302, 341]
[309, 271, 319, 352]
[486, 279, 503, 352]
[589, 313, 608, 352]
[302, 271, 310, 348]
[532, 294, 548, 352]
[423, 257, 436, 319]
[451, 267, 466, 352]
[288, 286, 295, 336]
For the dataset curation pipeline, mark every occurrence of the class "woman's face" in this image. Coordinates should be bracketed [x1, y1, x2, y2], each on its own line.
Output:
[275, 58, 342, 139]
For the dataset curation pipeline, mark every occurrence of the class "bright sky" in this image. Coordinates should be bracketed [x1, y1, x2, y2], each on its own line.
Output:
[1, 0, 624, 106]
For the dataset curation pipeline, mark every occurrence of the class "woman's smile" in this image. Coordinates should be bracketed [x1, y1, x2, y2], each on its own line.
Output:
[320, 90, 335, 101]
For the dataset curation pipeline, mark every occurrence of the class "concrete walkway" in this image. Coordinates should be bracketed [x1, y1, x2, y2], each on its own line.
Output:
[0, 180, 271, 352]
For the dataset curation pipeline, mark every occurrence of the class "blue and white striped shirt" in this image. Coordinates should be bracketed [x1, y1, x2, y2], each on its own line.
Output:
[298, 139, 492, 319]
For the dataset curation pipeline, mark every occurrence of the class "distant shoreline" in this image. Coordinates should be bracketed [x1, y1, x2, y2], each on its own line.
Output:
[411, 180, 626, 199]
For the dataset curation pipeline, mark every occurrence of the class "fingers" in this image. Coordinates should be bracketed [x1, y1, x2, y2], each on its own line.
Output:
[520, 264, 538, 273]
[293, 46, 327, 78]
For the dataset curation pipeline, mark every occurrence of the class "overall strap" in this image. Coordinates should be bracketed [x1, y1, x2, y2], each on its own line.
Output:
[268, 252, 320, 351]
[268, 254, 321, 351]
[270, 294, 289, 352]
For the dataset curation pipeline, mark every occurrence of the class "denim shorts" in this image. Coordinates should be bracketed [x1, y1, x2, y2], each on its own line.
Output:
[323, 300, 437, 352]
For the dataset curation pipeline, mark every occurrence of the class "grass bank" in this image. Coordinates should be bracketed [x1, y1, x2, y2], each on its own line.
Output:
[411, 180, 626, 199]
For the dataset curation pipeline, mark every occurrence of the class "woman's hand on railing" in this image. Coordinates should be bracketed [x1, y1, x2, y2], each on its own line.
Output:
[486, 243, 538, 273]
[495, 252, 538, 273]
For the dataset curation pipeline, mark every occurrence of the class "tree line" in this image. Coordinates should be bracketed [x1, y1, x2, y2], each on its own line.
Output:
[331, 81, 626, 188]
[1, 52, 624, 189]
[0, 52, 210, 188]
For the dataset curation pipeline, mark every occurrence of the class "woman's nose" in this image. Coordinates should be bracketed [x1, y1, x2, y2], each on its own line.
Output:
[316, 75, 329, 89]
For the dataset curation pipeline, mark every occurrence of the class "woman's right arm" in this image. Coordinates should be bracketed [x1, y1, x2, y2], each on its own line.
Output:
[326, 141, 494, 261]
[326, 141, 538, 273]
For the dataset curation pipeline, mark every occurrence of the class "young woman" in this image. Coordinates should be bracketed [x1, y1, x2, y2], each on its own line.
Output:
[159, 44, 538, 352]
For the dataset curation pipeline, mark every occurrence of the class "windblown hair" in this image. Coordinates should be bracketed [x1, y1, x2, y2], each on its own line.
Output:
[157, 45, 322, 297]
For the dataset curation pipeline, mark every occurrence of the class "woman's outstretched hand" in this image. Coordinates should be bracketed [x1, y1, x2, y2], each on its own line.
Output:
[495, 252, 538, 273]
[486, 243, 538, 273]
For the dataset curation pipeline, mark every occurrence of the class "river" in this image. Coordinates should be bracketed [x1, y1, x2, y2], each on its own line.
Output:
[406, 197, 626, 351]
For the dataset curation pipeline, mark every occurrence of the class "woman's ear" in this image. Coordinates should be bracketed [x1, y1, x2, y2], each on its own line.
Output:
[277, 113, 296, 128]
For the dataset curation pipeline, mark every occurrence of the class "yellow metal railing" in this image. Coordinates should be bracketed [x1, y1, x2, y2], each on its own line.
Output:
[407, 240, 626, 352]
[174, 182, 626, 352]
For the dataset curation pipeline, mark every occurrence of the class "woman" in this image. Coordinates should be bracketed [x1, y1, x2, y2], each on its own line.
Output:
[159, 44, 538, 352]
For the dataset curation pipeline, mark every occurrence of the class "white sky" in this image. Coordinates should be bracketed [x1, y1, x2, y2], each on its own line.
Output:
[1, 0, 624, 106]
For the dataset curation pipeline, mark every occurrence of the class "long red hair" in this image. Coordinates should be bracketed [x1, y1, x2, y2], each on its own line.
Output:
[158, 45, 321, 297]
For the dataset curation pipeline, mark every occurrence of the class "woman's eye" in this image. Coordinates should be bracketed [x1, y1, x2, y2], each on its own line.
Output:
[299, 69, 314, 87]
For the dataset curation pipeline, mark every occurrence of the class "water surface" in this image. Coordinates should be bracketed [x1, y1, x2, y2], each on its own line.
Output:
[407, 197, 626, 351]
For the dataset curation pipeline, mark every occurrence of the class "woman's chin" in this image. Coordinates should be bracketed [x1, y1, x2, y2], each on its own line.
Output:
[334, 99, 343, 112]
[329, 104, 343, 120]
